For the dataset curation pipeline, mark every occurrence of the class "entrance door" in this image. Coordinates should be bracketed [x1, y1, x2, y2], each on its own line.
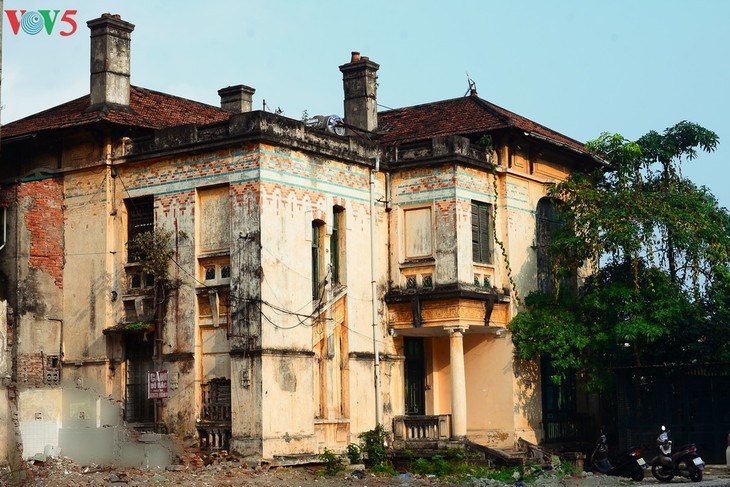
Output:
[404, 337, 426, 415]
[124, 334, 155, 423]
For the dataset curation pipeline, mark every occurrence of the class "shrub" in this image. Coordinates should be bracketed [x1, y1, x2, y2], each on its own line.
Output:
[318, 447, 344, 476]
[359, 424, 389, 467]
[345, 443, 362, 464]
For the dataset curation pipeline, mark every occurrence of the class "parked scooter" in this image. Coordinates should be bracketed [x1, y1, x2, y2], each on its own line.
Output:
[648, 425, 704, 482]
[589, 428, 647, 481]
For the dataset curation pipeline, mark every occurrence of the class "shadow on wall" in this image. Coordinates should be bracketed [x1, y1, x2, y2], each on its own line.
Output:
[513, 356, 541, 436]
[19, 387, 177, 468]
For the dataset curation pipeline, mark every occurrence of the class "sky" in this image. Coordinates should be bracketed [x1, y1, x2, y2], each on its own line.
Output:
[2, 0, 729, 210]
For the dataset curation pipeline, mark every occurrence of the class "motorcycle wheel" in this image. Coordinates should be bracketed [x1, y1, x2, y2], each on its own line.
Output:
[689, 469, 703, 482]
[652, 465, 674, 482]
[631, 469, 645, 482]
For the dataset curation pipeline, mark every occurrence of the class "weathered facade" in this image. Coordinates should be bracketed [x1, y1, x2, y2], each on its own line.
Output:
[0, 14, 601, 466]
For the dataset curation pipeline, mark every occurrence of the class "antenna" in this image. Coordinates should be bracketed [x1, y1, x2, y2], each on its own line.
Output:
[465, 73, 478, 97]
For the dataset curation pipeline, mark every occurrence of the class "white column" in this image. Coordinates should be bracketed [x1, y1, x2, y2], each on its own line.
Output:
[447, 325, 469, 439]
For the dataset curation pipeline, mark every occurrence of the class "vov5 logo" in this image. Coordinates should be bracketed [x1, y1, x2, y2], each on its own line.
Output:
[5, 9, 78, 36]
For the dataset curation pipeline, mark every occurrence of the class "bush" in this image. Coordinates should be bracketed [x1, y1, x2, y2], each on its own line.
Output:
[359, 424, 390, 467]
[318, 447, 344, 476]
[345, 443, 362, 464]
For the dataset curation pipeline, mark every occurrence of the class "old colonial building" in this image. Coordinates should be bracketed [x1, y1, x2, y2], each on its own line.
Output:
[0, 14, 601, 466]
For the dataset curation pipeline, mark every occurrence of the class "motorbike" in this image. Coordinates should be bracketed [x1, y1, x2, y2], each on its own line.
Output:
[589, 428, 647, 481]
[648, 425, 704, 482]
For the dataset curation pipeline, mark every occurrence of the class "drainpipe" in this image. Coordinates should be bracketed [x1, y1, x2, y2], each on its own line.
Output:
[0, 207, 6, 252]
[370, 156, 382, 426]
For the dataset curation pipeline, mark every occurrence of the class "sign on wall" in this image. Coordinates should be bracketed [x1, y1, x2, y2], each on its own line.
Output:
[147, 370, 168, 399]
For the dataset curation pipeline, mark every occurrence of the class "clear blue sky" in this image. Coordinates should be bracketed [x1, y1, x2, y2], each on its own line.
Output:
[3, 1, 729, 209]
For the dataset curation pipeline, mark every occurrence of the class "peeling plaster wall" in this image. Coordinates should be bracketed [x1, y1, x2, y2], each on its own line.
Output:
[251, 142, 390, 457]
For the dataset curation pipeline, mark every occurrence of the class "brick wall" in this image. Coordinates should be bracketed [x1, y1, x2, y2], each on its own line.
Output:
[19, 179, 64, 289]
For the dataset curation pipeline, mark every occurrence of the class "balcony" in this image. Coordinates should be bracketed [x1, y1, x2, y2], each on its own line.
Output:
[392, 415, 451, 450]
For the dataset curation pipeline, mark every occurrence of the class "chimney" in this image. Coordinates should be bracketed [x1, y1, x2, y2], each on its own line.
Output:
[87, 13, 135, 109]
[339, 51, 379, 133]
[218, 85, 256, 114]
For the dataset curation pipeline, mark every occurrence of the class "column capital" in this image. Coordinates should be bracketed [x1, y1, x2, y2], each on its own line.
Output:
[445, 325, 469, 336]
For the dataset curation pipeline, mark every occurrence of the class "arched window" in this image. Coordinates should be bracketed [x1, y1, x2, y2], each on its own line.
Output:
[536, 198, 564, 296]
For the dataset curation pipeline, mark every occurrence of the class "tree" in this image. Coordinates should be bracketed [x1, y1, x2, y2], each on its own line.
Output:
[509, 122, 730, 390]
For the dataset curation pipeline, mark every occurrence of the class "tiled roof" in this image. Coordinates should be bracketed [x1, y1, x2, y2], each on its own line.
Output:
[2, 86, 230, 139]
[377, 95, 587, 154]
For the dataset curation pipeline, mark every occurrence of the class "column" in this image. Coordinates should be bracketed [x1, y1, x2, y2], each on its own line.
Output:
[447, 325, 469, 439]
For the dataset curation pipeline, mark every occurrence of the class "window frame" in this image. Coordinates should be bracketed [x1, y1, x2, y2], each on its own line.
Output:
[330, 206, 345, 287]
[312, 220, 325, 301]
[403, 206, 434, 260]
[471, 201, 493, 264]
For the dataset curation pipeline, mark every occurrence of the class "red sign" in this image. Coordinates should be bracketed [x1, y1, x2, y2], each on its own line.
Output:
[148, 370, 168, 399]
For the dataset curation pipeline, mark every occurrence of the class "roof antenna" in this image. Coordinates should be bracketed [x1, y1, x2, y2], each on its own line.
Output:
[465, 73, 478, 97]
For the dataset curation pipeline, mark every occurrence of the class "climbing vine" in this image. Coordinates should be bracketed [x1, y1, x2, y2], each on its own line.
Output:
[479, 134, 521, 305]
[127, 229, 182, 315]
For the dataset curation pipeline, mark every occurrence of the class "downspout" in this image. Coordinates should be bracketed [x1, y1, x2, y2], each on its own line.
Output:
[0, 207, 6, 252]
[370, 156, 382, 426]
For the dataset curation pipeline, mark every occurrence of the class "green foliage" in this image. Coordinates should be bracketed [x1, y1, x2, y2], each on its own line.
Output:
[127, 229, 177, 292]
[369, 462, 397, 475]
[122, 321, 154, 333]
[510, 121, 730, 389]
[318, 447, 344, 476]
[359, 424, 390, 467]
[477, 134, 495, 158]
[345, 443, 362, 464]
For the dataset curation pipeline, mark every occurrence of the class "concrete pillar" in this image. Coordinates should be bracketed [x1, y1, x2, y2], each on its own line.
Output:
[447, 325, 469, 439]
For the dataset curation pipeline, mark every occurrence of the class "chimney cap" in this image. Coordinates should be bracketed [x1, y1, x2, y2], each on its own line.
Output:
[87, 13, 135, 32]
[218, 84, 256, 97]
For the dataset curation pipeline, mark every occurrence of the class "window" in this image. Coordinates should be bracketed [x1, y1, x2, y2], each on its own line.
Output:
[471, 201, 493, 264]
[536, 198, 564, 296]
[312, 220, 325, 301]
[330, 206, 345, 286]
[404, 207, 433, 259]
[198, 185, 231, 253]
[126, 196, 154, 260]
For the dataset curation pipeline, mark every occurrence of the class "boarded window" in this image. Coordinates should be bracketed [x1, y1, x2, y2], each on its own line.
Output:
[471, 201, 493, 264]
[404, 207, 433, 259]
[199, 186, 231, 253]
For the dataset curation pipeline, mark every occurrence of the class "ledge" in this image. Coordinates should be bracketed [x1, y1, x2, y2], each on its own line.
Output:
[230, 348, 315, 358]
[385, 283, 510, 304]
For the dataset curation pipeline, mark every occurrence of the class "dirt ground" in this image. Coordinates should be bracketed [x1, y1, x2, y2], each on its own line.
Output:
[5, 457, 449, 486]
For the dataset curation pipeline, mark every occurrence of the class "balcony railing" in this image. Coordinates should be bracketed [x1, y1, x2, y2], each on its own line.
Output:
[197, 379, 232, 451]
[393, 415, 451, 447]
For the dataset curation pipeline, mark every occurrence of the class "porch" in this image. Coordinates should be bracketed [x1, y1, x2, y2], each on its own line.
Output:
[391, 414, 559, 468]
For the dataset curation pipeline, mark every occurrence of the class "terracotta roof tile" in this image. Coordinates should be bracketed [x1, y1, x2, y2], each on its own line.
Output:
[377, 95, 587, 154]
[2, 86, 230, 139]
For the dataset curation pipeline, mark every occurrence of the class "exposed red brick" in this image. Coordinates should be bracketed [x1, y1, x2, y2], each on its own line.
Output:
[20, 179, 64, 289]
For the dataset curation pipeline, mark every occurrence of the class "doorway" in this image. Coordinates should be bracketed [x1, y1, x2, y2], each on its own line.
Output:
[124, 334, 155, 424]
[404, 337, 426, 415]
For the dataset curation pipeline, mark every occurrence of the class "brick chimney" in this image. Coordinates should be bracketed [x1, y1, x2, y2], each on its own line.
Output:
[218, 85, 256, 113]
[339, 52, 379, 133]
[87, 13, 135, 109]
